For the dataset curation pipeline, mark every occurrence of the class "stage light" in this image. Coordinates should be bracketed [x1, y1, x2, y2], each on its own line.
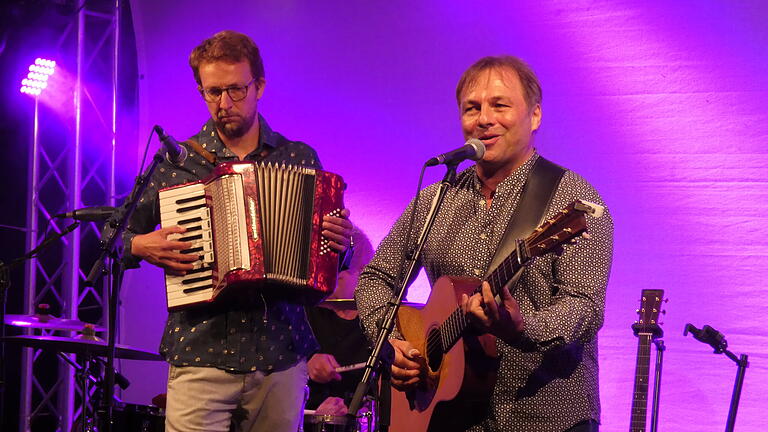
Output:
[19, 58, 57, 97]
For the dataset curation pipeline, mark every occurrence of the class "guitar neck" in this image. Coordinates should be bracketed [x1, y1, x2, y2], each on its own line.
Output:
[629, 333, 652, 432]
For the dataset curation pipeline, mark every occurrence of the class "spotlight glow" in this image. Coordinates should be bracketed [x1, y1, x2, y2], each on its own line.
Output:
[20, 58, 57, 97]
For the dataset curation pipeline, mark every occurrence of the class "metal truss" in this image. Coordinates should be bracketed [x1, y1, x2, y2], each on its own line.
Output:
[21, 1, 123, 430]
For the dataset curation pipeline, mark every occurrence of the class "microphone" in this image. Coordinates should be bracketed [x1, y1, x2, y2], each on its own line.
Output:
[425, 138, 485, 167]
[154, 125, 188, 165]
[54, 206, 116, 222]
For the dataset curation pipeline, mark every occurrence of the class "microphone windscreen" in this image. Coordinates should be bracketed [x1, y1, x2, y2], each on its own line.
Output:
[466, 138, 486, 160]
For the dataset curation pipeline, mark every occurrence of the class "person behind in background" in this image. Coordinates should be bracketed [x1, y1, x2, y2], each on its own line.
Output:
[122, 30, 353, 432]
[305, 226, 375, 417]
[355, 55, 613, 431]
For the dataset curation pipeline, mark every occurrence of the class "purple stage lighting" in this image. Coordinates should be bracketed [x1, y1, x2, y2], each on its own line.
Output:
[20, 58, 56, 97]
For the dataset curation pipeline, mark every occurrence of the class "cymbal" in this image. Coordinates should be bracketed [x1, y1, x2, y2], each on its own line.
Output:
[4, 313, 106, 332]
[319, 299, 424, 310]
[1, 335, 164, 361]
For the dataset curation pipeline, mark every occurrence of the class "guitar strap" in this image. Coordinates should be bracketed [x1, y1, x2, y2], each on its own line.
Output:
[184, 139, 217, 165]
[483, 156, 566, 279]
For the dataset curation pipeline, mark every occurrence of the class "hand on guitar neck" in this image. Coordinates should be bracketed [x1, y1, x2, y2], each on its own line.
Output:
[460, 281, 525, 345]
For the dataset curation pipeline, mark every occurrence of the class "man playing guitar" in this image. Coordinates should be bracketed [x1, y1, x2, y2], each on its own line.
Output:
[355, 56, 613, 432]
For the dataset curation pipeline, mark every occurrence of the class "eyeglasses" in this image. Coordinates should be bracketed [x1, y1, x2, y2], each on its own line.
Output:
[200, 77, 256, 103]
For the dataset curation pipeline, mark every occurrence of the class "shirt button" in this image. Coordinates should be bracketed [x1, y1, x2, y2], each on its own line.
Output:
[474, 269, 482, 276]
[479, 233, 488, 240]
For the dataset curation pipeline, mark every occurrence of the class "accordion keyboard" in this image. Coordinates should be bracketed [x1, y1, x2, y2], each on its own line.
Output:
[159, 183, 215, 309]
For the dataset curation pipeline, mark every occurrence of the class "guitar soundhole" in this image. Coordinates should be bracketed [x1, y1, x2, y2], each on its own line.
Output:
[426, 328, 444, 371]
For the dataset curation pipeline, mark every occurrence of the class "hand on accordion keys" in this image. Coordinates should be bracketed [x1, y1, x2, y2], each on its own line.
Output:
[131, 226, 199, 276]
[321, 208, 354, 253]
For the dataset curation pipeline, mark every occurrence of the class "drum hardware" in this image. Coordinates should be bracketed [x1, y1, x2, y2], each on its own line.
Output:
[1, 335, 164, 361]
[3, 303, 106, 332]
[319, 299, 424, 312]
[301, 395, 377, 432]
[2, 334, 163, 431]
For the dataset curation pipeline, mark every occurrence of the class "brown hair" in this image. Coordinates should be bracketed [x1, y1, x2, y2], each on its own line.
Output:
[455, 55, 542, 112]
[189, 30, 265, 86]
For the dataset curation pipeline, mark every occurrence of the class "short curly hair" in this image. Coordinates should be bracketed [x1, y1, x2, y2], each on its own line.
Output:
[189, 30, 265, 86]
[455, 55, 542, 112]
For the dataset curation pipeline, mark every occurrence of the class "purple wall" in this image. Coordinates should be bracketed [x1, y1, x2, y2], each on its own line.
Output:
[120, 1, 768, 430]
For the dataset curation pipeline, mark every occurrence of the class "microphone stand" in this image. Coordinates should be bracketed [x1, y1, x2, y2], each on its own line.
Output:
[684, 324, 749, 432]
[84, 151, 165, 432]
[0, 222, 79, 430]
[347, 162, 460, 431]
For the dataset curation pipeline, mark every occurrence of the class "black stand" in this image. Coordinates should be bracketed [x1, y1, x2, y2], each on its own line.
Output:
[85, 151, 165, 432]
[650, 339, 665, 432]
[348, 163, 459, 430]
[0, 222, 80, 429]
[684, 323, 749, 432]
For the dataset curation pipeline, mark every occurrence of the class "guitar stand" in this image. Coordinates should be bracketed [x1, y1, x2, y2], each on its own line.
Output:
[684, 324, 749, 432]
[650, 339, 665, 432]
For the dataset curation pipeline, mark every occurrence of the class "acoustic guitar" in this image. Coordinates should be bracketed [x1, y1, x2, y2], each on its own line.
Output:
[392, 200, 603, 431]
[629, 289, 665, 432]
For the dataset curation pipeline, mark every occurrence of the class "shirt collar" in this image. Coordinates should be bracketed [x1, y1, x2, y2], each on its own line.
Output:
[471, 149, 540, 194]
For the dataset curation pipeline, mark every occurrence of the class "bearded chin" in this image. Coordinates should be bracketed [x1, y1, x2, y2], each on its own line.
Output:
[216, 112, 256, 139]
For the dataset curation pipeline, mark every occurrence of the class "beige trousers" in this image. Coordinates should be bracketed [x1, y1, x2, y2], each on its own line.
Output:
[165, 361, 308, 432]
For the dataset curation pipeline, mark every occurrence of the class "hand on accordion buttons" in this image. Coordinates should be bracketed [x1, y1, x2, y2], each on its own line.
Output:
[308, 353, 342, 383]
[131, 226, 198, 276]
[322, 208, 353, 253]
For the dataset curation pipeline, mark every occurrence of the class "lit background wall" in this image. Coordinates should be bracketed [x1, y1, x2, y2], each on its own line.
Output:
[120, 1, 768, 430]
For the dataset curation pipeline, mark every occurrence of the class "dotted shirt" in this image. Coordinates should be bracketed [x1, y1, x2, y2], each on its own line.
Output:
[355, 152, 614, 432]
[122, 115, 321, 373]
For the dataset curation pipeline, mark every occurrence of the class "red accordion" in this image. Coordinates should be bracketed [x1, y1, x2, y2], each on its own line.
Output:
[158, 162, 345, 310]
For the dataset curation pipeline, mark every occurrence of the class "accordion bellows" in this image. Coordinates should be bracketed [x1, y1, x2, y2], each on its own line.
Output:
[159, 162, 345, 310]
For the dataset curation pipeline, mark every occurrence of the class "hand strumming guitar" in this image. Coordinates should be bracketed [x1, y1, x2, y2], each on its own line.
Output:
[388, 338, 423, 391]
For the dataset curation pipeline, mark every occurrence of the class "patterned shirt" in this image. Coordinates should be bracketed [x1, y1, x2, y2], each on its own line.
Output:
[355, 152, 614, 432]
[122, 115, 321, 373]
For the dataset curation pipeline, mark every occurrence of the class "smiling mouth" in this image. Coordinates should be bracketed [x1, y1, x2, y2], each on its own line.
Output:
[479, 135, 500, 144]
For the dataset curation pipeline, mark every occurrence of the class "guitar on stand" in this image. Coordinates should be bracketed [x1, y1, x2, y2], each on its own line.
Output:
[630, 289, 666, 432]
[391, 200, 603, 431]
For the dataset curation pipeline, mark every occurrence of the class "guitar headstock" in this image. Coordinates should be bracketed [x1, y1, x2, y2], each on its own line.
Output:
[633, 289, 665, 337]
[525, 200, 601, 259]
